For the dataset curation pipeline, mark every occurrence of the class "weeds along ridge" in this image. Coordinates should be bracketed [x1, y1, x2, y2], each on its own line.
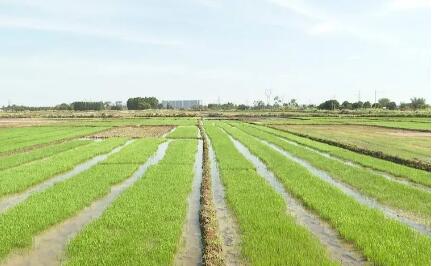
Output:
[198, 120, 225, 265]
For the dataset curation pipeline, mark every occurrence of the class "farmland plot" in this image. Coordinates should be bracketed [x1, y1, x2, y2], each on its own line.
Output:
[0, 117, 430, 265]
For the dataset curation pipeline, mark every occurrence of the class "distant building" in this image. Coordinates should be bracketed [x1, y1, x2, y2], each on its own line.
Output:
[161, 100, 202, 109]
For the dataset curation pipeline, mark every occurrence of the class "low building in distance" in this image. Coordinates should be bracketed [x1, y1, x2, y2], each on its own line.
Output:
[161, 100, 202, 109]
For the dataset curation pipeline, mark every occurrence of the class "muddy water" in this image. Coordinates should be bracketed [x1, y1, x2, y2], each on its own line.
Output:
[207, 137, 243, 265]
[0, 140, 134, 214]
[1, 141, 170, 266]
[227, 135, 366, 265]
[278, 137, 430, 192]
[174, 140, 204, 266]
[260, 139, 431, 237]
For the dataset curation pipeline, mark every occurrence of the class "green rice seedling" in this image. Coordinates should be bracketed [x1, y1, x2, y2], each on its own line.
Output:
[0, 126, 108, 154]
[226, 123, 430, 223]
[0, 138, 162, 260]
[220, 122, 430, 265]
[65, 140, 198, 265]
[240, 122, 431, 186]
[166, 126, 199, 139]
[202, 124, 335, 265]
[0, 138, 126, 197]
[0, 139, 92, 171]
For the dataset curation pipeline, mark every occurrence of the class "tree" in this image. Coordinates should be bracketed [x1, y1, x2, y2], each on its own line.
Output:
[289, 99, 298, 108]
[386, 102, 397, 110]
[253, 100, 265, 109]
[341, 101, 352, 109]
[318, 100, 340, 110]
[352, 101, 363, 109]
[127, 97, 159, 110]
[237, 104, 249, 110]
[410, 97, 426, 109]
[378, 98, 390, 108]
[71, 101, 104, 111]
[55, 103, 71, 110]
[363, 101, 372, 108]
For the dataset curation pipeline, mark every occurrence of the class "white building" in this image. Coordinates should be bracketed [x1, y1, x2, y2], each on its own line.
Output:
[161, 100, 202, 109]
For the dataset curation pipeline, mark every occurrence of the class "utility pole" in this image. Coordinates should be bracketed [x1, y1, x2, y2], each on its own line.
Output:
[265, 89, 272, 106]
[374, 89, 377, 104]
[358, 90, 361, 102]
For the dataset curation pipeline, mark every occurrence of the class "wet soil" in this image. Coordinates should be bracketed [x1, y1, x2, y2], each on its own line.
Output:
[91, 125, 174, 138]
[228, 134, 367, 265]
[0, 140, 134, 214]
[174, 140, 204, 266]
[1, 141, 170, 266]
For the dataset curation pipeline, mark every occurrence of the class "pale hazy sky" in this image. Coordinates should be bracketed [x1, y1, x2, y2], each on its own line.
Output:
[0, 0, 431, 106]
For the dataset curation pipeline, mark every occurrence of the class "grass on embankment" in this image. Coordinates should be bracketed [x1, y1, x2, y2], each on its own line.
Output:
[0, 139, 92, 171]
[0, 138, 163, 261]
[228, 123, 431, 223]
[65, 140, 197, 265]
[220, 122, 430, 265]
[0, 138, 127, 198]
[243, 123, 431, 186]
[204, 123, 336, 265]
[198, 122, 224, 265]
[166, 126, 199, 139]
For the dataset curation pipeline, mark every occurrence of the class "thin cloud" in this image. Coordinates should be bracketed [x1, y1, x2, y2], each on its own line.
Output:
[0, 15, 182, 46]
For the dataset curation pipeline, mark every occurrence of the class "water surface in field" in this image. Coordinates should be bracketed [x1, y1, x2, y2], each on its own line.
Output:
[2, 141, 170, 266]
[261, 139, 431, 236]
[278, 137, 430, 192]
[174, 140, 204, 266]
[208, 136, 243, 265]
[0, 140, 134, 214]
[228, 134, 367, 265]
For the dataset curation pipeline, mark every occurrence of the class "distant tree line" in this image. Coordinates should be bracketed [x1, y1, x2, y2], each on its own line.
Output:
[317, 97, 428, 111]
[1, 96, 429, 112]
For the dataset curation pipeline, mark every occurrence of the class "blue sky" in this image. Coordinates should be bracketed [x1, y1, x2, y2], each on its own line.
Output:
[0, 0, 430, 106]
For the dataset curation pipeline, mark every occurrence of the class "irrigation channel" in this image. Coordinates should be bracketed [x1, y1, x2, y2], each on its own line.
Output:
[1, 141, 170, 266]
[174, 140, 204, 266]
[0, 140, 134, 214]
[256, 137, 431, 236]
[226, 133, 367, 265]
[207, 136, 243, 265]
[276, 135, 430, 192]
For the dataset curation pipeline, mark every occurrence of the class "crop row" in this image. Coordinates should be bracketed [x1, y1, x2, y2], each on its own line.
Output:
[0, 126, 108, 154]
[167, 125, 199, 139]
[0, 138, 163, 260]
[0, 139, 92, 171]
[228, 123, 430, 223]
[205, 123, 335, 265]
[0, 138, 126, 197]
[244, 123, 430, 186]
[219, 122, 429, 265]
[65, 139, 198, 265]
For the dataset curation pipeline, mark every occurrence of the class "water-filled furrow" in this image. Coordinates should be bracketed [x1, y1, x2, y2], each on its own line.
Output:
[278, 137, 430, 192]
[1, 141, 170, 266]
[174, 140, 204, 266]
[260, 139, 431, 236]
[207, 136, 243, 265]
[227, 134, 366, 265]
[0, 140, 134, 214]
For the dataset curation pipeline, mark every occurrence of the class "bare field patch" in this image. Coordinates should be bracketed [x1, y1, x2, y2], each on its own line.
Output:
[91, 126, 174, 138]
[0, 118, 61, 127]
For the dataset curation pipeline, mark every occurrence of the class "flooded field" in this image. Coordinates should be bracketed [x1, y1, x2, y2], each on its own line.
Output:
[0, 117, 430, 265]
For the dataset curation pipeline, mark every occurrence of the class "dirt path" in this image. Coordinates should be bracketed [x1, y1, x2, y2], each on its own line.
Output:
[174, 140, 204, 266]
[227, 133, 367, 265]
[0, 140, 134, 214]
[1, 141, 170, 266]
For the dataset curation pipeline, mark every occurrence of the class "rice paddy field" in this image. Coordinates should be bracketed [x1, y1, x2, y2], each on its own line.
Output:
[0, 115, 430, 265]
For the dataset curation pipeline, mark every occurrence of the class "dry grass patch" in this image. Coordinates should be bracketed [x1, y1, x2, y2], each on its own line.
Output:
[92, 126, 174, 138]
